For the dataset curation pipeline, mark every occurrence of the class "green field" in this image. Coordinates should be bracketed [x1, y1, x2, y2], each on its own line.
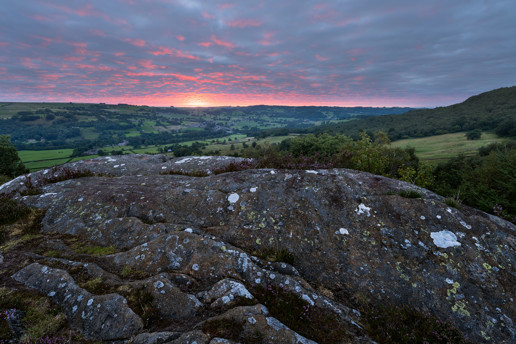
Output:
[18, 149, 74, 162]
[391, 132, 512, 162]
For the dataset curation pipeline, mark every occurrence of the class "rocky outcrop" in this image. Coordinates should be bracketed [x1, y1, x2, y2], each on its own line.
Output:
[1, 154, 514, 343]
[12, 263, 143, 340]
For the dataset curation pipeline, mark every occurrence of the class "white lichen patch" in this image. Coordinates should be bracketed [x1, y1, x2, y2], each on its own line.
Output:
[228, 193, 240, 204]
[420, 216, 426, 220]
[192, 263, 199, 271]
[248, 316, 257, 325]
[336, 228, 349, 235]
[430, 230, 461, 248]
[460, 221, 472, 230]
[305, 170, 318, 174]
[355, 204, 371, 217]
[184, 228, 193, 233]
[250, 187, 257, 193]
[174, 156, 211, 164]
[446, 278, 455, 284]
[436, 215, 442, 220]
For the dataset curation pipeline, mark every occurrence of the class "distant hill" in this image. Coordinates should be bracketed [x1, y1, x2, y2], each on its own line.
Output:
[305, 86, 516, 140]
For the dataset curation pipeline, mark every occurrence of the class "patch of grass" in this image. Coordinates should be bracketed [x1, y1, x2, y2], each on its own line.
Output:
[445, 191, 462, 209]
[22, 209, 45, 235]
[398, 190, 422, 199]
[252, 284, 350, 344]
[119, 266, 148, 280]
[0, 288, 67, 342]
[445, 198, 462, 209]
[202, 317, 263, 344]
[73, 245, 118, 256]
[42, 250, 62, 258]
[255, 248, 295, 265]
[79, 278, 105, 295]
[360, 303, 466, 344]
[391, 132, 511, 162]
[21, 298, 67, 341]
[125, 287, 160, 328]
[160, 169, 209, 177]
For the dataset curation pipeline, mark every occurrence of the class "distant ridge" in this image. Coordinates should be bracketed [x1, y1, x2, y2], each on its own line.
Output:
[306, 86, 516, 140]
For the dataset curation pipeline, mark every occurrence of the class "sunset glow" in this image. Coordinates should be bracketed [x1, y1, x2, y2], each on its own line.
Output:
[1, 1, 515, 107]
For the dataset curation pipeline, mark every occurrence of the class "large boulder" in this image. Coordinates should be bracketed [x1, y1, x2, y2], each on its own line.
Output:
[1, 155, 514, 343]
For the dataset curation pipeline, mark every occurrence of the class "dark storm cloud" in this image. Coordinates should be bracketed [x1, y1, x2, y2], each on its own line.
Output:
[0, 0, 515, 106]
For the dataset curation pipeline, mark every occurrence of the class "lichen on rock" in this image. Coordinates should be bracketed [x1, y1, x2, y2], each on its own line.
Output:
[0, 155, 514, 343]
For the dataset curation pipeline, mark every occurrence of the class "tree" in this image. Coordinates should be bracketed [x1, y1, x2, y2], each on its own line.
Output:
[0, 135, 28, 178]
[466, 129, 482, 140]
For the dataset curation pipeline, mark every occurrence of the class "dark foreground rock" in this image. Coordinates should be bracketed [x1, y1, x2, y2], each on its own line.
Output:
[0, 154, 514, 343]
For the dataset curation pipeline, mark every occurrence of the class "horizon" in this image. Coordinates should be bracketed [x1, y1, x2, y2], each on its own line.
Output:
[1, 1, 515, 107]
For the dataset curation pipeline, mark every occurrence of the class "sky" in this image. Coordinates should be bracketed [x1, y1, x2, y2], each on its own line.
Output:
[1, 0, 515, 107]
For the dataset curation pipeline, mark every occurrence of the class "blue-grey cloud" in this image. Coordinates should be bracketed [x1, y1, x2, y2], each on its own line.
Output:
[0, 0, 515, 106]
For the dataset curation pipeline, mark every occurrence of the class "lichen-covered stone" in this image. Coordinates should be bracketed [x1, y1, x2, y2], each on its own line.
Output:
[2, 155, 514, 343]
[12, 263, 143, 340]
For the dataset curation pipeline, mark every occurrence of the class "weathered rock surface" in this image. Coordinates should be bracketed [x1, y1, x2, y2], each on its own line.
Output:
[1, 154, 515, 343]
[12, 263, 143, 340]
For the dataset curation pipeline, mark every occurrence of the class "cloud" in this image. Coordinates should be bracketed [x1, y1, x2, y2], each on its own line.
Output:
[227, 19, 261, 28]
[1, 0, 515, 106]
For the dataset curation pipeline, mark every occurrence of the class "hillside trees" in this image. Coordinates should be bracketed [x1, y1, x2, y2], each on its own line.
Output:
[432, 143, 515, 222]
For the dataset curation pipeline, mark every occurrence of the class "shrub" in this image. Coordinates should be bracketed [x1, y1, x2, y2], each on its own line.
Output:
[0, 195, 31, 226]
[252, 284, 349, 343]
[398, 190, 422, 199]
[361, 303, 465, 343]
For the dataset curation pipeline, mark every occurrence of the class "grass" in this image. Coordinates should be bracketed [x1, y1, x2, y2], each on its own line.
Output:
[0, 288, 67, 342]
[391, 132, 512, 162]
[254, 248, 295, 265]
[251, 283, 350, 344]
[18, 149, 74, 162]
[398, 190, 422, 199]
[360, 303, 465, 344]
[202, 318, 263, 344]
[73, 245, 118, 256]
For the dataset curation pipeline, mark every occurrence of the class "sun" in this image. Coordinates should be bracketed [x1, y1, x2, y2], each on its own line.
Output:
[183, 94, 211, 107]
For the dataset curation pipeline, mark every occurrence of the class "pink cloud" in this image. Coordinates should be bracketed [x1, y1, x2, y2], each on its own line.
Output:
[149, 47, 200, 60]
[139, 59, 160, 70]
[217, 3, 234, 9]
[90, 29, 106, 37]
[198, 42, 213, 47]
[315, 54, 329, 61]
[227, 19, 261, 28]
[211, 35, 235, 48]
[259, 32, 276, 46]
[63, 56, 86, 62]
[124, 38, 146, 47]
[176, 35, 185, 41]
[202, 11, 215, 19]
[30, 14, 51, 22]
